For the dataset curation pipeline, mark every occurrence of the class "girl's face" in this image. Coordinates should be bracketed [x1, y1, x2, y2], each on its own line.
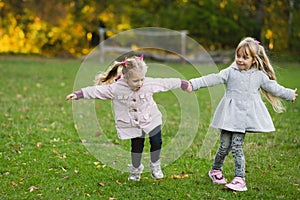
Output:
[125, 70, 145, 91]
[235, 47, 255, 71]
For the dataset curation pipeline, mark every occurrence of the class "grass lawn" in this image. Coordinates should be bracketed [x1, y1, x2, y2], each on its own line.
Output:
[0, 55, 299, 199]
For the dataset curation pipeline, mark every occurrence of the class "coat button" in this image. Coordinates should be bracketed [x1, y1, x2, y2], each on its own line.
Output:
[132, 108, 137, 112]
[132, 99, 136, 102]
[134, 118, 138, 122]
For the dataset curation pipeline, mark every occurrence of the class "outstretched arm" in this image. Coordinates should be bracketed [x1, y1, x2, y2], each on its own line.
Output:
[189, 67, 230, 91]
[66, 90, 83, 101]
[261, 74, 296, 102]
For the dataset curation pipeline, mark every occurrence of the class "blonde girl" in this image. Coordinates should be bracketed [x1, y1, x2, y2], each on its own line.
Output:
[185, 37, 297, 191]
[66, 55, 189, 181]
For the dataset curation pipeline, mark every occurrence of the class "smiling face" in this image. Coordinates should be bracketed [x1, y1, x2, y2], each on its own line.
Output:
[125, 70, 145, 91]
[235, 47, 255, 71]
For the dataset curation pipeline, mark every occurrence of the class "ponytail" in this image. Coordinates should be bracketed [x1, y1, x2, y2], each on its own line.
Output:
[254, 45, 285, 112]
[95, 62, 122, 85]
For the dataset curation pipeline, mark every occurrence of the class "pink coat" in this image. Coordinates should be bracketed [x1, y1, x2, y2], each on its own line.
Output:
[80, 77, 182, 139]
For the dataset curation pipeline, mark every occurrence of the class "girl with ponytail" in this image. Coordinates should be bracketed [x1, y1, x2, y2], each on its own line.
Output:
[66, 55, 189, 181]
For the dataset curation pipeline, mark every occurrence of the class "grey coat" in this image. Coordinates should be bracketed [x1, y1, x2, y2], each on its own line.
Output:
[190, 63, 295, 133]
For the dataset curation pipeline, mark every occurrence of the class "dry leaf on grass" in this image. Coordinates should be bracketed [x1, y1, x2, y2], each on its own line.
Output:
[99, 182, 105, 187]
[170, 172, 189, 179]
[29, 186, 39, 192]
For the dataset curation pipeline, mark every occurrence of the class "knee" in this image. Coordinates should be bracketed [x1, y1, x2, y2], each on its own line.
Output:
[150, 136, 162, 152]
[218, 144, 230, 156]
[231, 135, 244, 151]
[131, 138, 145, 153]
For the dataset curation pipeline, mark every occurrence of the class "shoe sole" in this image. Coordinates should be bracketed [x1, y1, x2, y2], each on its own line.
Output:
[151, 173, 163, 180]
[128, 178, 140, 181]
[225, 184, 247, 191]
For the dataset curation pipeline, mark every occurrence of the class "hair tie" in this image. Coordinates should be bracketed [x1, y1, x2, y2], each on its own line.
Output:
[254, 39, 260, 45]
[135, 54, 144, 61]
[119, 57, 127, 66]
[139, 54, 144, 61]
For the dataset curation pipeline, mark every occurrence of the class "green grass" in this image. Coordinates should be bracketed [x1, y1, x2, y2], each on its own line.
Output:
[0, 56, 299, 199]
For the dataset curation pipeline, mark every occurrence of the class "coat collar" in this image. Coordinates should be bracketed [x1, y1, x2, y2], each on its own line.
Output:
[231, 62, 257, 73]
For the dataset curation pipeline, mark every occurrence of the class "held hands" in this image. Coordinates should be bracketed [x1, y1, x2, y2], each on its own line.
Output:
[292, 88, 298, 103]
[66, 93, 77, 101]
[181, 80, 193, 92]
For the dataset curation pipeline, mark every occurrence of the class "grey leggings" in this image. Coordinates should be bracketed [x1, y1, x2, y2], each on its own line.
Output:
[212, 129, 245, 178]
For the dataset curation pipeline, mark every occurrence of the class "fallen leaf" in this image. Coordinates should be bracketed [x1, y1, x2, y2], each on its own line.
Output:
[11, 182, 18, 187]
[36, 142, 42, 148]
[61, 166, 67, 172]
[19, 178, 25, 184]
[96, 165, 102, 169]
[29, 186, 39, 192]
[74, 170, 79, 174]
[115, 179, 122, 185]
[276, 196, 285, 199]
[109, 198, 117, 200]
[60, 176, 69, 180]
[16, 94, 23, 99]
[170, 172, 189, 179]
[99, 182, 105, 187]
[57, 153, 67, 158]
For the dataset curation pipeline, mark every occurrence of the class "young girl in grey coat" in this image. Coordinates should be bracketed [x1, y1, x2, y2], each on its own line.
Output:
[66, 55, 189, 181]
[185, 37, 298, 191]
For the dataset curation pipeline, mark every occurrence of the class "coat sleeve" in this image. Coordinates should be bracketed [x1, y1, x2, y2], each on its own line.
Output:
[260, 73, 295, 101]
[81, 85, 114, 100]
[146, 78, 181, 93]
[189, 67, 230, 91]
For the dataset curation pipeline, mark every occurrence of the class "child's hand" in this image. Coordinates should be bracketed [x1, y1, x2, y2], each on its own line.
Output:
[181, 80, 193, 93]
[66, 93, 77, 101]
[186, 82, 193, 93]
[292, 88, 298, 103]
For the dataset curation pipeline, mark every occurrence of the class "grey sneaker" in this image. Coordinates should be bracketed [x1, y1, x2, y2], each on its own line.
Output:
[149, 160, 164, 179]
[128, 164, 144, 181]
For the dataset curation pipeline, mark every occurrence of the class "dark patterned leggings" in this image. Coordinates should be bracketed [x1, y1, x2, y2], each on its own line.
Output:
[212, 129, 246, 178]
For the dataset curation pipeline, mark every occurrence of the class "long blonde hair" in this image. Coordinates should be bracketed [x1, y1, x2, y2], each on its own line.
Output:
[95, 55, 148, 85]
[236, 37, 285, 113]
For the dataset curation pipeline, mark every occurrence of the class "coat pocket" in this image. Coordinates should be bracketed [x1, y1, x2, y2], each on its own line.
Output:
[116, 117, 131, 128]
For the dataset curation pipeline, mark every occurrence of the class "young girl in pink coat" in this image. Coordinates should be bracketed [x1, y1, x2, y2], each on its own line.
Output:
[66, 55, 189, 181]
